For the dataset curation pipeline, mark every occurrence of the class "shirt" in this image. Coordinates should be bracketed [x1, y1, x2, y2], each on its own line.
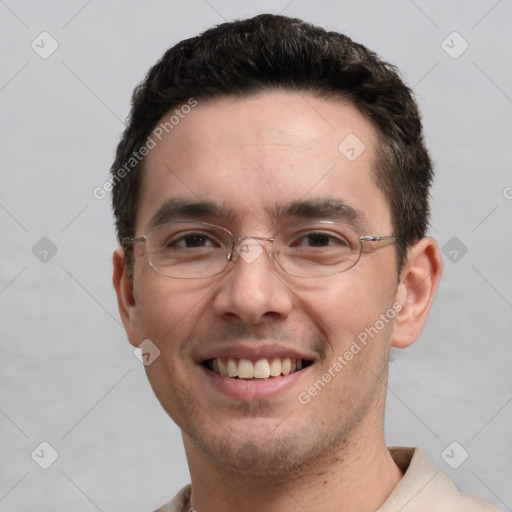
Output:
[154, 447, 498, 512]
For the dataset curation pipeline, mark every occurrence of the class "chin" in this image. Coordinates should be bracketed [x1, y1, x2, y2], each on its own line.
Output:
[185, 414, 352, 477]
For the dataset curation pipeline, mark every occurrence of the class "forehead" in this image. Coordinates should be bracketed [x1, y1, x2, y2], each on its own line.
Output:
[137, 90, 391, 233]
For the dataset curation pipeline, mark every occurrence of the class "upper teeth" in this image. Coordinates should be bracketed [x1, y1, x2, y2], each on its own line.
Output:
[211, 358, 303, 379]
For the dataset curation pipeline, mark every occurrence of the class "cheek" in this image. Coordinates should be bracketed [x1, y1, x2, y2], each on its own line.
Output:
[134, 271, 211, 355]
[296, 274, 396, 409]
[300, 274, 390, 329]
[290, 266, 398, 360]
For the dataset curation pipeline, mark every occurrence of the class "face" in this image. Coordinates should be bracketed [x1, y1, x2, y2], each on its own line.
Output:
[120, 91, 402, 474]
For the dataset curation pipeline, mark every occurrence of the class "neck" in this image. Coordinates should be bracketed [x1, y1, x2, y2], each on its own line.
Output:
[183, 415, 402, 512]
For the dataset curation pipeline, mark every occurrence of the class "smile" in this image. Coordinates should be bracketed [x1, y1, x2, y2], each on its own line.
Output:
[203, 357, 313, 380]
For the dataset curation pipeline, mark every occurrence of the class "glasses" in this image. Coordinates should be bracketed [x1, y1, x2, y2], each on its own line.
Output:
[123, 221, 395, 279]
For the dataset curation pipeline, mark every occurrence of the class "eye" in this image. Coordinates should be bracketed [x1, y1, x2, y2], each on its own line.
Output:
[166, 231, 220, 249]
[292, 231, 350, 248]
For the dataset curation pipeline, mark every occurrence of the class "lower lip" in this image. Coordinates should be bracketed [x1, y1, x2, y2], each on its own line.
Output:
[201, 365, 310, 401]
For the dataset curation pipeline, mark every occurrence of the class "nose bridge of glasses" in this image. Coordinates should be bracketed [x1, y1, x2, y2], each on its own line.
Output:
[229, 235, 275, 264]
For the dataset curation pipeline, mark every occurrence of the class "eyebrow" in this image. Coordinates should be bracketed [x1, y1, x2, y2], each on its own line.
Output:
[271, 198, 368, 227]
[147, 198, 232, 229]
[147, 197, 368, 231]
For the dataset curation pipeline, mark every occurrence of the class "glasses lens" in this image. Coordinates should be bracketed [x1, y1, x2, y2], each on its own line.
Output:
[145, 223, 231, 278]
[274, 222, 361, 277]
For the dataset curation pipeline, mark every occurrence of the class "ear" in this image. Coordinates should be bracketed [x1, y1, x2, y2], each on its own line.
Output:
[391, 237, 443, 349]
[112, 247, 140, 348]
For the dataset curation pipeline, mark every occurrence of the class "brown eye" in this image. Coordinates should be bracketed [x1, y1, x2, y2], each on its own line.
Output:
[167, 232, 216, 248]
[292, 231, 349, 248]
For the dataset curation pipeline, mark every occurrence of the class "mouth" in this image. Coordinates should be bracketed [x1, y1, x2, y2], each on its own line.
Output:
[203, 357, 313, 380]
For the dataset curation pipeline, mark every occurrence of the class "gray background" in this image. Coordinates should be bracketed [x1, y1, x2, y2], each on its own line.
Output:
[0, 0, 511, 510]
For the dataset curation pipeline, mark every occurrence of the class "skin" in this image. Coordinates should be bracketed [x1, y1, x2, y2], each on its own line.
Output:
[113, 90, 442, 512]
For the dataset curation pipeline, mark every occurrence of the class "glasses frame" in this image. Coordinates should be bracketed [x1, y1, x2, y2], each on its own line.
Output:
[122, 220, 396, 279]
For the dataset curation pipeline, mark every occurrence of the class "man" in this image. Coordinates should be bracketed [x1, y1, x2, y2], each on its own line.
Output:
[111, 14, 497, 512]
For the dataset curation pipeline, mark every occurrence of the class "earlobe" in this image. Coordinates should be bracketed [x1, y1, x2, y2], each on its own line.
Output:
[112, 247, 140, 348]
[391, 237, 443, 349]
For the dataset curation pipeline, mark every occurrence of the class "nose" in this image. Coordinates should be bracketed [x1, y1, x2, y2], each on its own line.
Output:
[212, 238, 294, 325]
